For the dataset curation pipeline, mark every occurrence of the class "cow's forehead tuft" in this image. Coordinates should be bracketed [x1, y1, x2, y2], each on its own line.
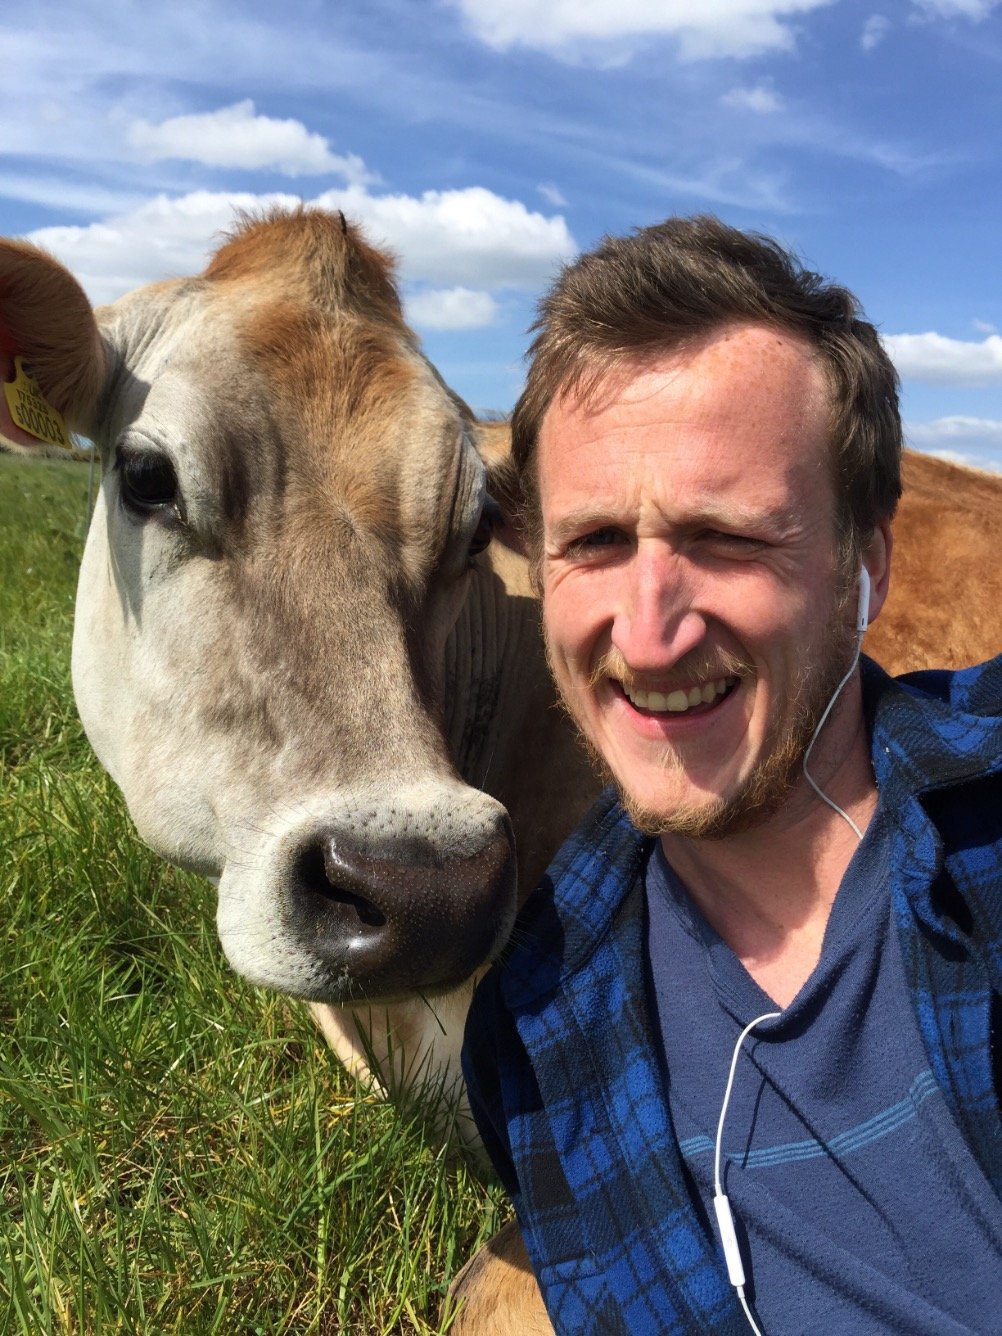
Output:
[203, 206, 405, 331]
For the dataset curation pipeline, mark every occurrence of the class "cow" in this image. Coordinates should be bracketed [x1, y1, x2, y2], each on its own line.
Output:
[0, 210, 599, 1141]
[2, 208, 1001, 1334]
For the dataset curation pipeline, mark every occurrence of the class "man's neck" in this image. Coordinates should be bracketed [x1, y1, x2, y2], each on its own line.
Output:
[659, 708, 878, 1010]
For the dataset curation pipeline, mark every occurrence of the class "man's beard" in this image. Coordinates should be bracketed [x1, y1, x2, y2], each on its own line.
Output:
[547, 585, 858, 841]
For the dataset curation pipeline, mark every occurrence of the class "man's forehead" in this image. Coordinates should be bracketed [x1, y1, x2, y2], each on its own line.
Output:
[539, 326, 829, 474]
[545, 322, 826, 428]
[536, 322, 835, 536]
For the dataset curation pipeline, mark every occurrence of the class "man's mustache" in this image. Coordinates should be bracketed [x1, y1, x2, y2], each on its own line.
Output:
[588, 645, 755, 693]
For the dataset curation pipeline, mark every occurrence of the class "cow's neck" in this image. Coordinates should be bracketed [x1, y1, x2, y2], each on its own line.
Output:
[444, 544, 596, 901]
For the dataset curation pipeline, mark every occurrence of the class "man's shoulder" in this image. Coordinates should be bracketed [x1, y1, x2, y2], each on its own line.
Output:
[474, 789, 652, 1012]
[461, 789, 650, 1157]
[889, 653, 1002, 719]
[866, 653, 1002, 796]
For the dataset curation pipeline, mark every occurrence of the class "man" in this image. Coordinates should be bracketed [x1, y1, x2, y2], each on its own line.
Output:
[462, 217, 1002, 1334]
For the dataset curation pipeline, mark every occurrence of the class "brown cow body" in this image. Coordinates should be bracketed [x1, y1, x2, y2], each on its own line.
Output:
[2, 210, 1000, 1335]
[866, 450, 1002, 671]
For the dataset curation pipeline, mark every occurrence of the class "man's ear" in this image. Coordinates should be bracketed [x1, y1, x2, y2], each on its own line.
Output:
[473, 419, 531, 556]
[0, 239, 107, 454]
[861, 518, 893, 625]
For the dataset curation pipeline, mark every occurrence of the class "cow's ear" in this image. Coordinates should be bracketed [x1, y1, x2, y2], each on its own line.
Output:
[473, 419, 530, 556]
[0, 240, 106, 454]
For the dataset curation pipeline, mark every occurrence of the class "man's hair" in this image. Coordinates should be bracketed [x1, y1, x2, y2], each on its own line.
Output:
[511, 215, 902, 568]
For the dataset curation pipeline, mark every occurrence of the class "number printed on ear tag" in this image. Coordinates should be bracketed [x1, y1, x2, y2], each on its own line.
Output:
[3, 356, 71, 450]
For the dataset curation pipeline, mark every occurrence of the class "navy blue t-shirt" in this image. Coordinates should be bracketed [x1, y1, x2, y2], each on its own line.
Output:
[645, 805, 1002, 1333]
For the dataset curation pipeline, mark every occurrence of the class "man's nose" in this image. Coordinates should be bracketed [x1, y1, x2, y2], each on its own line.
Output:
[610, 546, 706, 671]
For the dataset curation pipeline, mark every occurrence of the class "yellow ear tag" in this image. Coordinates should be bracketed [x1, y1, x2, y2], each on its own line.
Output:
[3, 356, 72, 450]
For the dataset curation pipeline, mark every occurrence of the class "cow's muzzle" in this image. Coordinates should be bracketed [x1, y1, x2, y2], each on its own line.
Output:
[282, 815, 516, 1000]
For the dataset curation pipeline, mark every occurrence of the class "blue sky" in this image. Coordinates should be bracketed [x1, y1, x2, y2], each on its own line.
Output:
[4, 0, 1002, 470]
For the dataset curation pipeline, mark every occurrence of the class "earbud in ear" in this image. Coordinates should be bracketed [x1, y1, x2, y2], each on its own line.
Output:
[856, 566, 871, 635]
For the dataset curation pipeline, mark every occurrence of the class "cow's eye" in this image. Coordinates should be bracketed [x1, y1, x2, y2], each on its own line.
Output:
[118, 449, 181, 519]
[468, 495, 501, 560]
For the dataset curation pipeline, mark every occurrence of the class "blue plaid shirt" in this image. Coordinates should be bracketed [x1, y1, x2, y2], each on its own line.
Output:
[462, 656, 1002, 1334]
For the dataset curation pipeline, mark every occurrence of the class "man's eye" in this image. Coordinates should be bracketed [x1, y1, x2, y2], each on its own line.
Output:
[701, 530, 762, 551]
[568, 527, 626, 554]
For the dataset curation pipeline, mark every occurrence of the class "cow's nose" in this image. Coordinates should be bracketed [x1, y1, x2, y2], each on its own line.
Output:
[286, 817, 516, 999]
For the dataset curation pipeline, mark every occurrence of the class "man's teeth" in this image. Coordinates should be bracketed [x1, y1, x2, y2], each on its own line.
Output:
[624, 677, 735, 714]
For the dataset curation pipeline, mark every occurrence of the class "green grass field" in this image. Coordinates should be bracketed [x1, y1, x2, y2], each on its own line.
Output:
[0, 455, 505, 1334]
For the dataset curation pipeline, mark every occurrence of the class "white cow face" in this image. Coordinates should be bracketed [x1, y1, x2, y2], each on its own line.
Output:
[1, 212, 517, 1005]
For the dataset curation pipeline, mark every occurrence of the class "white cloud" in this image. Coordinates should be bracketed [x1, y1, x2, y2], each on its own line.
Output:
[883, 331, 1002, 384]
[907, 415, 1002, 444]
[538, 182, 569, 208]
[861, 14, 891, 49]
[721, 83, 783, 112]
[911, 0, 1001, 19]
[906, 416, 1002, 473]
[26, 185, 576, 306]
[972, 318, 998, 334]
[126, 100, 373, 181]
[26, 191, 279, 305]
[315, 184, 576, 288]
[448, 0, 836, 61]
[405, 287, 499, 330]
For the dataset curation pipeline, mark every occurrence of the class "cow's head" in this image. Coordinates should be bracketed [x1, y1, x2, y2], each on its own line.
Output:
[0, 209, 517, 1004]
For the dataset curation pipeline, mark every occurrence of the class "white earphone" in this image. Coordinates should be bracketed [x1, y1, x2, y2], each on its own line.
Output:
[856, 565, 871, 636]
[713, 563, 873, 1333]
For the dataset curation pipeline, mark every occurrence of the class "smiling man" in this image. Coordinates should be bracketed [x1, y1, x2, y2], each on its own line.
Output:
[462, 218, 1002, 1334]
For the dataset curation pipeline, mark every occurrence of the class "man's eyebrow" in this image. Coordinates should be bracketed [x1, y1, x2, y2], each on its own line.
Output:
[545, 506, 632, 547]
[680, 501, 803, 535]
[545, 500, 802, 543]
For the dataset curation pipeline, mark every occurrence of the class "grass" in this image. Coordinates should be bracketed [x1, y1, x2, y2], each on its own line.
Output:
[0, 456, 506, 1334]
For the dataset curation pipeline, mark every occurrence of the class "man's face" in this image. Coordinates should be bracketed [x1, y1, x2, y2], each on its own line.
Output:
[538, 323, 856, 838]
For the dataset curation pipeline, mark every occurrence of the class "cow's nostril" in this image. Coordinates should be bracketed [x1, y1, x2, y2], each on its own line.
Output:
[283, 816, 515, 1000]
[293, 843, 387, 929]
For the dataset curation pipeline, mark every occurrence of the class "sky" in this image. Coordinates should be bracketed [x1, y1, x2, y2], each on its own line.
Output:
[3, 0, 1002, 472]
